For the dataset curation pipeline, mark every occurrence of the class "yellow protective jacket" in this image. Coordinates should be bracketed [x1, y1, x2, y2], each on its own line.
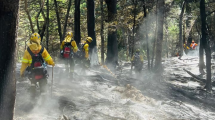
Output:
[131, 54, 144, 62]
[82, 41, 89, 59]
[183, 44, 190, 50]
[20, 45, 54, 76]
[60, 36, 78, 53]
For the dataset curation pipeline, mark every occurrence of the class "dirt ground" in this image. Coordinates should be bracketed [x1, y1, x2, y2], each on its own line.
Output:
[14, 55, 215, 120]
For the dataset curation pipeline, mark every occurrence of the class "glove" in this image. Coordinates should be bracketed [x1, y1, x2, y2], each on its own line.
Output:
[52, 62, 55, 67]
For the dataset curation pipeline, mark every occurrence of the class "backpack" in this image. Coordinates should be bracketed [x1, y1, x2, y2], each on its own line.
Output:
[63, 42, 72, 58]
[76, 43, 86, 59]
[133, 53, 141, 66]
[27, 46, 45, 80]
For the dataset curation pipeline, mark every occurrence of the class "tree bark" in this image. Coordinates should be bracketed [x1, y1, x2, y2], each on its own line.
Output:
[143, 0, 150, 70]
[62, 0, 72, 40]
[24, 0, 34, 33]
[46, 0, 49, 50]
[154, 0, 164, 70]
[54, 0, 62, 42]
[131, 0, 137, 58]
[179, 1, 186, 58]
[74, 0, 81, 45]
[200, 0, 211, 91]
[105, 0, 118, 68]
[87, 0, 97, 50]
[100, 0, 104, 64]
[0, 0, 19, 119]
[151, 1, 158, 69]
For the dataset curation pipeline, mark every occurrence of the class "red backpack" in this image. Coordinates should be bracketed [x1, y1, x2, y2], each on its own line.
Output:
[63, 42, 71, 58]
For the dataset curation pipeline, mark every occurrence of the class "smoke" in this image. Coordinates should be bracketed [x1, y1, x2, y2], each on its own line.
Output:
[90, 47, 100, 66]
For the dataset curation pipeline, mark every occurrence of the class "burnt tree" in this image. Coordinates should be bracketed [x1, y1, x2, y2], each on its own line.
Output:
[87, 0, 97, 50]
[200, 0, 212, 91]
[100, 0, 105, 64]
[105, 0, 118, 68]
[74, 0, 81, 45]
[179, 1, 186, 58]
[154, 0, 164, 70]
[0, 0, 19, 119]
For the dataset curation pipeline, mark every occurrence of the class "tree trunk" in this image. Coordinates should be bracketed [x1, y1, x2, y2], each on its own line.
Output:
[87, 0, 97, 50]
[87, 0, 99, 66]
[100, 0, 104, 64]
[74, 0, 81, 45]
[154, 0, 164, 70]
[54, 0, 62, 42]
[131, 0, 137, 58]
[46, 0, 49, 50]
[200, 0, 211, 91]
[151, 1, 158, 69]
[24, 0, 34, 33]
[0, 0, 19, 119]
[105, 0, 118, 68]
[143, 0, 150, 70]
[179, 1, 186, 58]
[62, 0, 72, 40]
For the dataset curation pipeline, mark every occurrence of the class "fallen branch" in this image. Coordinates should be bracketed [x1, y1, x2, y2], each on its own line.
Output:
[183, 68, 206, 83]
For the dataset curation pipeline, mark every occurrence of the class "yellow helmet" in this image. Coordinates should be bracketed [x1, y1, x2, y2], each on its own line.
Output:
[66, 32, 73, 38]
[136, 49, 140, 52]
[86, 37, 93, 43]
[30, 33, 41, 42]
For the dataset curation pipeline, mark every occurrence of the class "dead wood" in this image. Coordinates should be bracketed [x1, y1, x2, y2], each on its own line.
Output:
[183, 68, 206, 83]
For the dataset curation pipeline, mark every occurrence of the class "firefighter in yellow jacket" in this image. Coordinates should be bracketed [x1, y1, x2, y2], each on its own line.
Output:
[131, 49, 143, 73]
[79, 37, 93, 70]
[20, 33, 55, 98]
[60, 32, 78, 78]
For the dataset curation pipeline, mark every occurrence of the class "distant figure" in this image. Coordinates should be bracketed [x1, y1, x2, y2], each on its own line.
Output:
[190, 40, 198, 50]
[183, 41, 190, 54]
[60, 32, 78, 78]
[131, 49, 143, 74]
[20, 33, 55, 99]
[77, 37, 93, 73]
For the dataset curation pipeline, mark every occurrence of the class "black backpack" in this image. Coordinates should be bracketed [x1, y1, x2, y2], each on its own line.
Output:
[76, 43, 86, 59]
[27, 46, 46, 80]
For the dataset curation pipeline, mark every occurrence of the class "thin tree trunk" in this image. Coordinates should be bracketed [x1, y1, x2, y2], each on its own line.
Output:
[131, 0, 137, 58]
[24, 0, 34, 33]
[143, 0, 150, 70]
[100, 0, 104, 64]
[74, 0, 81, 45]
[179, 1, 186, 58]
[46, 0, 49, 50]
[0, 0, 19, 119]
[151, 2, 158, 69]
[54, 0, 62, 42]
[154, 0, 164, 70]
[200, 0, 211, 91]
[62, 0, 72, 40]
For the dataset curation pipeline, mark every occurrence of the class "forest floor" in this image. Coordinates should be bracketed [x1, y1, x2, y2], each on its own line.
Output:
[14, 55, 215, 120]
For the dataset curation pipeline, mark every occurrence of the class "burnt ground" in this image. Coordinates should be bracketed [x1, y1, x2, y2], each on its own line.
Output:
[14, 55, 215, 120]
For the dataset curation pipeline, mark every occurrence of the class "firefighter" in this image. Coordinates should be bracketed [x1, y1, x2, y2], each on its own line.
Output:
[190, 40, 198, 50]
[78, 37, 93, 71]
[60, 32, 78, 78]
[183, 41, 190, 54]
[131, 49, 144, 74]
[20, 33, 55, 98]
